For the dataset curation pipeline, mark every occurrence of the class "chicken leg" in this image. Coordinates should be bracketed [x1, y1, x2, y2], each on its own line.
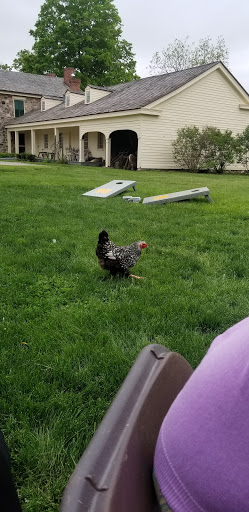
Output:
[129, 274, 145, 280]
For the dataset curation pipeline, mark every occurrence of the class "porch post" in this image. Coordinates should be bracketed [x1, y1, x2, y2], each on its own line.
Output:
[31, 129, 36, 155]
[7, 130, 11, 153]
[137, 136, 141, 170]
[79, 134, 84, 163]
[14, 131, 19, 154]
[105, 137, 111, 167]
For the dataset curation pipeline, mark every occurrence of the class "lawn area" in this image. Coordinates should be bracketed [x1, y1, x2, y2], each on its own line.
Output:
[1, 163, 249, 511]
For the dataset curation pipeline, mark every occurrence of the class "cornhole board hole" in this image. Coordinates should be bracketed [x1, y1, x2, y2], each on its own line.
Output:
[143, 187, 213, 205]
[82, 180, 136, 199]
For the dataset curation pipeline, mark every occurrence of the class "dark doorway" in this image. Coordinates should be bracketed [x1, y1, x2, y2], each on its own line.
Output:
[19, 133, 25, 153]
[110, 130, 137, 169]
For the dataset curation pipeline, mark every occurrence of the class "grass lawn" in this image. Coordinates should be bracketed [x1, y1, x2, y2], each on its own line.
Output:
[1, 163, 249, 511]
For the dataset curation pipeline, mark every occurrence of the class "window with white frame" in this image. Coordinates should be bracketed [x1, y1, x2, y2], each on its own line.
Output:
[97, 132, 104, 149]
[84, 133, 88, 149]
[59, 133, 63, 148]
[86, 90, 90, 103]
[41, 100, 46, 111]
[65, 95, 70, 107]
[44, 134, 48, 149]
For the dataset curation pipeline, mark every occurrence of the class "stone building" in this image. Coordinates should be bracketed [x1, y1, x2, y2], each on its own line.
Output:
[0, 68, 83, 153]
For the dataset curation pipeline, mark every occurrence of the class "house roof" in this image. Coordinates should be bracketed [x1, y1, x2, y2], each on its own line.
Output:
[7, 62, 233, 126]
[0, 69, 68, 98]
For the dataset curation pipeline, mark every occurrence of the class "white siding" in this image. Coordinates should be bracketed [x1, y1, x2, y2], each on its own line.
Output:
[69, 93, 85, 106]
[87, 132, 105, 159]
[140, 69, 249, 169]
[79, 115, 141, 140]
[36, 129, 55, 154]
[42, 98, 62, 110]
[86, 86, 111, 103]
[57, 127, 79, 150]
[79, 116, 141, 163]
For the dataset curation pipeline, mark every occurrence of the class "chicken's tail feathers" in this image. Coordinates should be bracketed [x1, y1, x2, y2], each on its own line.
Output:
[98, 230, 109, 245]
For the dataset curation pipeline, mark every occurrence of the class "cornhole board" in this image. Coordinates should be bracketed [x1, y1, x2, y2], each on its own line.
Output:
[143, 187, 213, 205]
[82, 180, 136, 199]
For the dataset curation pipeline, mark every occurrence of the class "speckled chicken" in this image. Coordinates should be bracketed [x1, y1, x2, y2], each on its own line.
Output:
[96, 230, 147, 279]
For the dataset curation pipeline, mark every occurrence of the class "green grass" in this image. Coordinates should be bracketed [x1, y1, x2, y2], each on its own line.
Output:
[1, 163, 249, 510]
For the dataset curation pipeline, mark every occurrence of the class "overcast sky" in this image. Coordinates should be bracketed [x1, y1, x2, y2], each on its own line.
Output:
[1, 0, 249, 90]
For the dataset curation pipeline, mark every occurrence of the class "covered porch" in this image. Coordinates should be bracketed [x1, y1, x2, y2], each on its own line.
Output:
[7, 123, 141, 168]
[7, 126, 80, 161]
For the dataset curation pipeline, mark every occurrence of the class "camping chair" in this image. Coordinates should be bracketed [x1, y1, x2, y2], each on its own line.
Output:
[60, 344, 193, 512]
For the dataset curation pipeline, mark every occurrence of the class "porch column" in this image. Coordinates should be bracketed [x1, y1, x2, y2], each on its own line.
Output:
[31, 129, 36, 155]
[14, 131, 19, 154]
[105, 137, 111, 167]
[79, 134, 84, 163]
[54, 127, 59, 159]
[7, 130, 11, 153]
[137, 136, 141, 170]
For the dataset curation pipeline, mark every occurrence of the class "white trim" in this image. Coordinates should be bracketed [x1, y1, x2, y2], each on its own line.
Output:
[6, 107, 160, 131]
[65, 94, 70, 107]
[12, 95, 26, 101]
[85, 90, 90, 104]
[0, 90, 41, 98]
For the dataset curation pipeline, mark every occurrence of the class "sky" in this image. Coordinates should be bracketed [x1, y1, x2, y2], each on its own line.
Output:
[1, 0, 249, 90]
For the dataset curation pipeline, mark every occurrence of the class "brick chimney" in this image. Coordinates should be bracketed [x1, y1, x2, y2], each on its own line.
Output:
[69, 77, 81, 91]
[63, 67, 81, 91]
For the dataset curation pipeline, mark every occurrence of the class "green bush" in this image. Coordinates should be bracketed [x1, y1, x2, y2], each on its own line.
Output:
[173, 125, 236, 172]
[201, 126, 236, 173]
[57, 156, 69, 164]
[16, 153, 36, 162]
[172, 126, 207, 171]
[0, 152, 16, 158]
[236, 126, 249, 171]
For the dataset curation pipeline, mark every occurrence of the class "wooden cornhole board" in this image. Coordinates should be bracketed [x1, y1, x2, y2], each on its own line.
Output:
[143, 187, 213, 205]
[82, 180, 136, 199]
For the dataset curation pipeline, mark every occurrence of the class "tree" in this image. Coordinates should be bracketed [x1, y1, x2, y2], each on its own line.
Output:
[149, 36, 229, 75]
[0, 63, 12, 70]
[13, 0, 139, 87]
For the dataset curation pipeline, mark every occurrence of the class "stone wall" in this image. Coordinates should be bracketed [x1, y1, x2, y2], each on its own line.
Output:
[0, 94, 41, 152]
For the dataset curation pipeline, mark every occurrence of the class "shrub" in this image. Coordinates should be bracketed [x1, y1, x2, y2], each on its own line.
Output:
[172, 126, 207, 171]
[16, 153, 36, 162]
[236, 126, 249, 170]
[57, 156, 69, 164]
[201, 127, 236, 173]
[173, 125, 236, 172]
[0, 152, 16, 158]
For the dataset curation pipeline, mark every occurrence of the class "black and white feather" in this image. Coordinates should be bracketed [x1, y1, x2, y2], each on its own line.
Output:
[96, 230, 147, 277]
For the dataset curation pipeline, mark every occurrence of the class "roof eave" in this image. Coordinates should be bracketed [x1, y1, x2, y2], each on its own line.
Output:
[0, 89, 42, 98]
[6, 107, 160, 130]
